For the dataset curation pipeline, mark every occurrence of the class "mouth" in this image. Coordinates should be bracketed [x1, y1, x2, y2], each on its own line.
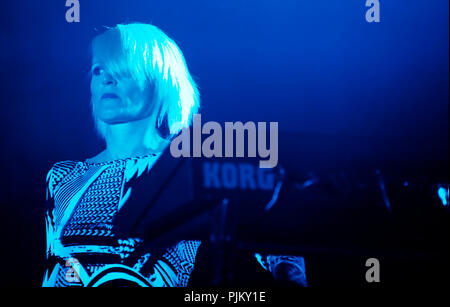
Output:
[101, 93, 119, 100]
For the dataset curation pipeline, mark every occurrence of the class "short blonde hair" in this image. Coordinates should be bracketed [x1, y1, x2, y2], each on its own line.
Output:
[90, 22, 200, 150]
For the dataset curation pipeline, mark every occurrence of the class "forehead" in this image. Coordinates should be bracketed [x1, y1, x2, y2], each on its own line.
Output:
[91, 29, 123, 63]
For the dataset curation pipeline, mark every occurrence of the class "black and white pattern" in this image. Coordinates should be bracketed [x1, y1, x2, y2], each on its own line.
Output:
[42, 155, 201, 287]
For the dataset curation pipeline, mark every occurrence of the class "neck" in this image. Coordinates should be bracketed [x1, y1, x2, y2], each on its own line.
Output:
[103, 117, 160, 160]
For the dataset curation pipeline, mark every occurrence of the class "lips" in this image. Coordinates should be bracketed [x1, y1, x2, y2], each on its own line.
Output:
[101, 93, 119, 99]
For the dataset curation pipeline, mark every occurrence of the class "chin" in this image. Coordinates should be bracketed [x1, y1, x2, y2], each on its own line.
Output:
[98, 117, 130, 125]
[98, 114, 148, 125]
[94, 107, 124, 123]
[94, 107, 152, 126]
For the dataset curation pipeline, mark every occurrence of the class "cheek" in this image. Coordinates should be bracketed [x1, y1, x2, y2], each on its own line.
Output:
[90, 80, 102, 112]
[91, 77, 100, 96]
[90, 79, 99, 99]
[125, 85, 150, 108]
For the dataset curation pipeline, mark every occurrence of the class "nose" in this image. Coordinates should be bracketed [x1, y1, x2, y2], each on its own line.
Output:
[102, 71, 117, 86]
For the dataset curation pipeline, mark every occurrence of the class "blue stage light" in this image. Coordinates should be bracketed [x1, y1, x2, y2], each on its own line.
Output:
[437, 185, 449, 207]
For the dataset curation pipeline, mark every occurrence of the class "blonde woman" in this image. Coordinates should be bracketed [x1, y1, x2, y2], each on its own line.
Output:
[43, 23, 200, 287]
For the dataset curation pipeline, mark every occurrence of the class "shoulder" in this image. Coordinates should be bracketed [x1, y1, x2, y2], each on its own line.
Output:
[45, 160, 80, 198]
[85, 150, 108, 164]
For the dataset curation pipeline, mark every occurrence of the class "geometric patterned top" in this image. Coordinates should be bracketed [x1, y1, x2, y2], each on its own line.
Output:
[42, 154, 201, 287]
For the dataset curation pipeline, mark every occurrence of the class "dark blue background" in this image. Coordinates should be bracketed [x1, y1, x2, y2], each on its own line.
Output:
[0, 0, 448, 286]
